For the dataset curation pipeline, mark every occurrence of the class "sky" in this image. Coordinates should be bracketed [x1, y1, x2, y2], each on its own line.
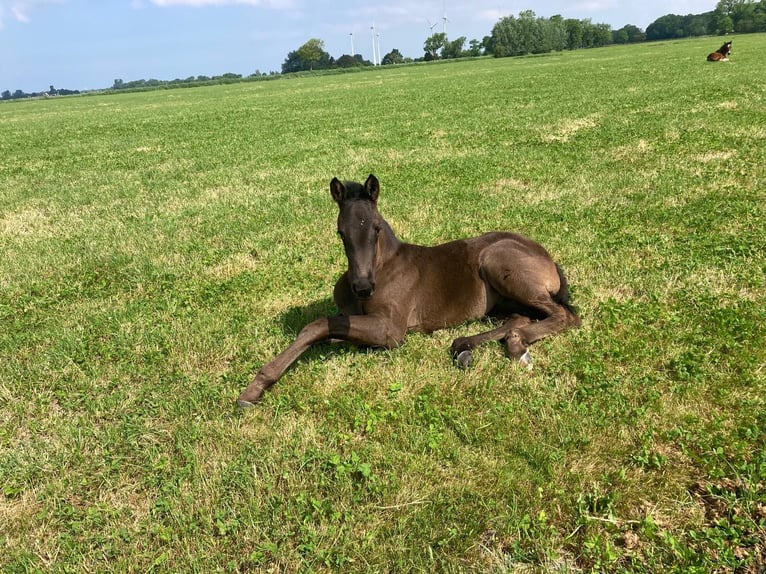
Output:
[1, 0, 717, 93]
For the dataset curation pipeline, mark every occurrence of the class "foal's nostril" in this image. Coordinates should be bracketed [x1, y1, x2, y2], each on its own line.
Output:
[352, 279, 375, 299]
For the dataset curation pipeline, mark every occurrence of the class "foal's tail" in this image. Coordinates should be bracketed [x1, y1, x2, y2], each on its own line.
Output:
[554, 264, 581, 327]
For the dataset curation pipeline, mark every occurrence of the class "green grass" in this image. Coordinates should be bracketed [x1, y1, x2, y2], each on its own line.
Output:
[1, 36, 765, 572]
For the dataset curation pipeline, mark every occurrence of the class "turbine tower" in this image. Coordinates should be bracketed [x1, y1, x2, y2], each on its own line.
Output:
[370, 25, 377, 65]
[441, 1, 449, 36]
[350, 32, 355, 56]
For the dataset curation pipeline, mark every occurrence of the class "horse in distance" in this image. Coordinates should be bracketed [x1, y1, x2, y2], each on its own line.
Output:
[707, 41, 732, 61]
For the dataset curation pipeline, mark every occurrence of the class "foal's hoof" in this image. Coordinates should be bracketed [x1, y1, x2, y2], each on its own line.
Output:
[456, 350, 473, 369]
[237, 378, 269, 408]
[518, 350, 533, 371]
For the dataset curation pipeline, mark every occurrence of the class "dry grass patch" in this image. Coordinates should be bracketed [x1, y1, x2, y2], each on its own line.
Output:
[0, 207, 55, 238]
[693, 150, 735, 162]
[540, 115, 600, 143]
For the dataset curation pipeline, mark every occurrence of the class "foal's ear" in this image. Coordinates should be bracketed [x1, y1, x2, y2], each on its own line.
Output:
[364, 174, 380, 203]
[330, 177, 345, 203]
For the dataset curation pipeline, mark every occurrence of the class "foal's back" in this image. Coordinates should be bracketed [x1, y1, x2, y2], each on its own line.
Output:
[378, 232, 560, 333]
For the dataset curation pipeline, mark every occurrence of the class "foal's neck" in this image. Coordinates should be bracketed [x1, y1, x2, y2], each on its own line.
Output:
[378, 218, 401, 258]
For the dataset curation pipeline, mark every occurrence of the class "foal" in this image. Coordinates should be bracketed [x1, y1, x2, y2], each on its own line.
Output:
[707, 41, 732, 61]
[238, 175, 580, 406]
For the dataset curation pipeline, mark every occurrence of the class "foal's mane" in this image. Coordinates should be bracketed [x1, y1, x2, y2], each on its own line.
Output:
[339, 181, 376, 202]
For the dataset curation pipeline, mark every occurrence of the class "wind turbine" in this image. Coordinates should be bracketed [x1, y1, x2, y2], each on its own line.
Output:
[427, 18, 438, 33]
[350, 32, 355, 56]
[370, 25, 378, 65]
[441, 1, 449, 36]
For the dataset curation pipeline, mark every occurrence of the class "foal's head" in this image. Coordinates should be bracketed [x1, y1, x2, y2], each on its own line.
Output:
[330, 174, 383, 300]
[719, 41, 733, 56]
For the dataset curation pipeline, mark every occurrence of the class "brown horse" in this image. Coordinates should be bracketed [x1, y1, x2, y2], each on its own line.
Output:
[237, 175, 581, 407]
[707, 41, 732, 61]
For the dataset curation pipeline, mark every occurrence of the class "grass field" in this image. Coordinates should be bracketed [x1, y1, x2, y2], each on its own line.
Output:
[1, 35, 765, 572]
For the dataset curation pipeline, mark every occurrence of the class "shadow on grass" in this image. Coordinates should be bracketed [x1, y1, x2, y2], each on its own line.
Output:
[278, 297, 337, 336]
[262, 298, 369, 390]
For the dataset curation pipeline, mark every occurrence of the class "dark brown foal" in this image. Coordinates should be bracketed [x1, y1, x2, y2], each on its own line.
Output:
[237, 174, 580, 406]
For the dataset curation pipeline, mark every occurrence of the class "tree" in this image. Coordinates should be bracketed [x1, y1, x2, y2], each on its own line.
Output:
[646, 14, 686, 39]
[710, 0, 766, 33]
[282, 38, 333, 73]
[613, 29, 629, 44]
[423, 32, 447, 60]
[282, 50, 303, 73]
[515, 10, 543, 54]
[686, 15, 709, 36]
[381, 49, 404, 65]
[548, 15, 568, 51]
[442, 36, 467, 59]
[712, 11, 735, 33]
[491, 12, 570, 57]
[489, 16, 515, 57]
[482, 34, 493, 54]
[630, 25, 647, 42]
[618, 24, 646, 43]
[336, 54, 361, 68]
[467, 39, 483, 57]
[715, 0, 744, 14]
[565, 18, 584, 49]
[298, 38, 330, 71]
[335, 54, 372, 67]
[593, 23, 613, 46]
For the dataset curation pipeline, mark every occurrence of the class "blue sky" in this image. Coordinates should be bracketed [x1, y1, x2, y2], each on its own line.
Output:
[1, 0, 716, 92]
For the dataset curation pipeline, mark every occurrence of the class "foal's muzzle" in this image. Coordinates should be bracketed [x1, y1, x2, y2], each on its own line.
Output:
[352, 278, 375, 300]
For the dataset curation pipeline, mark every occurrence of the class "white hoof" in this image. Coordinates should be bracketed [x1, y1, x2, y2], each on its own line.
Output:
[456, 350, 473, 369]
[519, 350, 533, 370]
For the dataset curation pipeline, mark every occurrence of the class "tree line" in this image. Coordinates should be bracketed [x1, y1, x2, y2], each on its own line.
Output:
[109, 71, 278, 92]
[647, 0, 766, 38]
[486, 12, 620, 57]
[280, 38, 409, 73]
[3, 1, 764, 100]
[280, 1, 763, 72]
[2, 85, 80, 101]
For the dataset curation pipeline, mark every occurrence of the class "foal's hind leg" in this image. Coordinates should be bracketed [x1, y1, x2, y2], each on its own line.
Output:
[510, 300, 576, 352]
[450, 314, 532, 368]
[478, 240, 579, 366]
[496, 294, 580, 368]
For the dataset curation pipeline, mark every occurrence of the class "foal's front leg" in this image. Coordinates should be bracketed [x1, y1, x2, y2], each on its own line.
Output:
[450, 315, 533, 368]
[238, 314, 405, 407]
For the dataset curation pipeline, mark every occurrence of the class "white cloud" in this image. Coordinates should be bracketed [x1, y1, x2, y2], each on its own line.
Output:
[11, 6, 30, 22]
[0, 0, 63, 27]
